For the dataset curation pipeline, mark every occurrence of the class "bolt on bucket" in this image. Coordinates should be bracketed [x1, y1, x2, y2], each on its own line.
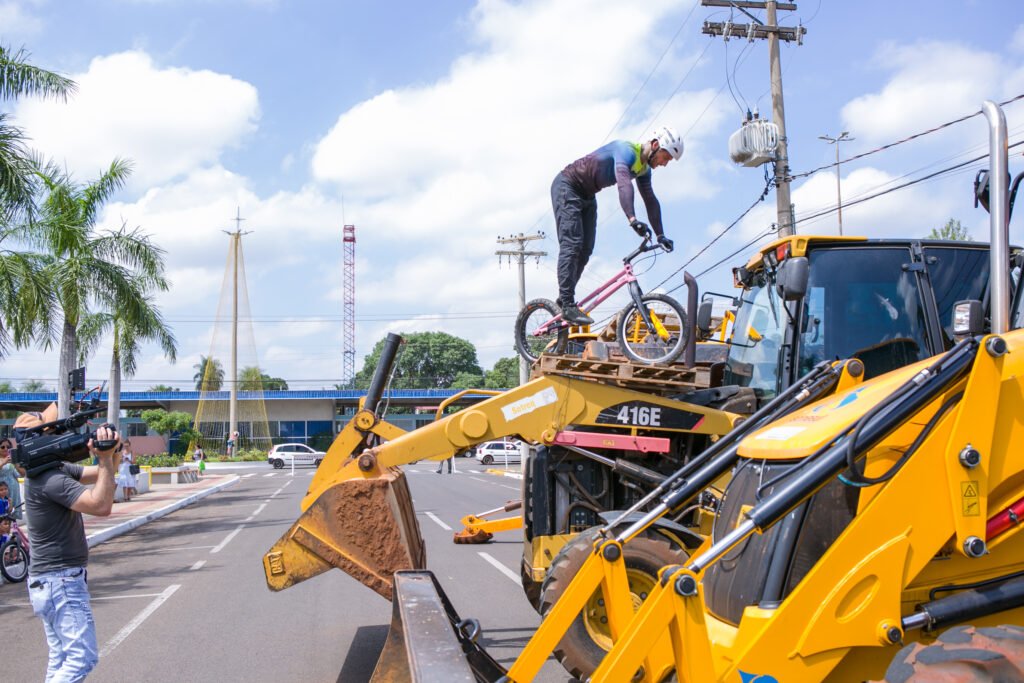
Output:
[263, 460, 426, 600]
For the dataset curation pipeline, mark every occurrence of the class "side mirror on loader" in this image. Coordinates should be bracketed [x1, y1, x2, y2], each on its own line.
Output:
[696, 300, 714, 336]
[775, 256, 809, 301]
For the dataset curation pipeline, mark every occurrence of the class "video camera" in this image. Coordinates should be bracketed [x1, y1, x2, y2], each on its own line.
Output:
[13, 388, 120, 478]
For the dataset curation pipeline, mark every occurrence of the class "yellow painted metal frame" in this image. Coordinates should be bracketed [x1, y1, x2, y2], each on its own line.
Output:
[579, 332, 1024, 682]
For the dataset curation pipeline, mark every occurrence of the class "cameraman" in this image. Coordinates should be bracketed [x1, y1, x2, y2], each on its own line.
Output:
[18, 404, 121, 681]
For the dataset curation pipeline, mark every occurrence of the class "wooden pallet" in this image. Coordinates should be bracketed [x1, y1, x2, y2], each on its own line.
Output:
[532, 353, 711, 395]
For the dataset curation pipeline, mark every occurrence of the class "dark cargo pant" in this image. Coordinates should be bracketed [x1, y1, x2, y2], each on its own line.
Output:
[551, 172, 597, 306]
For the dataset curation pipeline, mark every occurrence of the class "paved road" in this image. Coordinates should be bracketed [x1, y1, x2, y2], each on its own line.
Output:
[0, 459, 574, 682]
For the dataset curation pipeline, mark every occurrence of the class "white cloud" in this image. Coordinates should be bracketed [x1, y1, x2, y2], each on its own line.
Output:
[0, 1, 43, 36]
[1012, 25, 1024, 53]
[841, 40, 1019, 144]
[15, 51, 259, 187]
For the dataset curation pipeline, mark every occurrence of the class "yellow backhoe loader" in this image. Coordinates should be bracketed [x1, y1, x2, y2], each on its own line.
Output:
[360, 100, 1024, 681]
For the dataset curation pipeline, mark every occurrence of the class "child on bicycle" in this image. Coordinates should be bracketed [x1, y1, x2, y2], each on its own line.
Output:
[551, 126, 681, 325]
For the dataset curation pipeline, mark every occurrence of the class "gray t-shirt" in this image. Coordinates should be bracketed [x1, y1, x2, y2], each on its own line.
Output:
[25, 463, 89, 573]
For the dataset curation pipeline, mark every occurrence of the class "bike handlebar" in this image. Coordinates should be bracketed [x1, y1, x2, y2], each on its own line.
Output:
[623, 236, 667, 264]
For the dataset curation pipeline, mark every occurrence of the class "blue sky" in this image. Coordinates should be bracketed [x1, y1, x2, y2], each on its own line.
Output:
[1, 0, 1023, 390]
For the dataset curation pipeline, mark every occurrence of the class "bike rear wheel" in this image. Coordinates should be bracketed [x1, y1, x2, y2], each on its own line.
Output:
[616, 292, 688, 364]
[515, 299, 568, 363]
[0, 538, 29, 583]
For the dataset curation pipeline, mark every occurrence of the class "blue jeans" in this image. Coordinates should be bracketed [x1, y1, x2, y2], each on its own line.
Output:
[28, 567, 98, 682]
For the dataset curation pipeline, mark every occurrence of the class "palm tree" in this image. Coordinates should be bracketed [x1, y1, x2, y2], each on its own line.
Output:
[0, 43, 76, 221]
[17, 158, 167, 417]
[194, 355, 224, 391]
[238, 365, 263, 391]
[78, 290, 177, 432]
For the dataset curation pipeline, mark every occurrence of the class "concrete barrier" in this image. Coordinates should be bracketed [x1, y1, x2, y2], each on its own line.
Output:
[150, 464, 200, 484]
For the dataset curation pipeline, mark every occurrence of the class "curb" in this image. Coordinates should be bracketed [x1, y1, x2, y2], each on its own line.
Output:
[86, 476, 241, 548]
[485, 468, 524, 480]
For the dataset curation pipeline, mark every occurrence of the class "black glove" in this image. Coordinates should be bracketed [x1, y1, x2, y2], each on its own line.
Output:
[630, 220, 651, 239]
[658, 234, 674, 252]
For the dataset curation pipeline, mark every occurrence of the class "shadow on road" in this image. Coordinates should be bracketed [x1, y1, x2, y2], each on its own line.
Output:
[336, 624, 388, 682]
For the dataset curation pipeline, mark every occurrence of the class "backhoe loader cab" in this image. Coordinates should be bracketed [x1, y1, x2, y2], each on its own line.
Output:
[724, 236, 1006, 399]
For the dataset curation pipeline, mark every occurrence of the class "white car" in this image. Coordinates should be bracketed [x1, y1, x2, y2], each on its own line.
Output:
[475, 440, 522, 465]
[268, 443, 325, 469]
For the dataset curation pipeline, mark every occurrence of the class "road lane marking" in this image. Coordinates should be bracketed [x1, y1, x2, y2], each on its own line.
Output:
[468, 476, 485, 482]
[282, 479, 293, 488]
[477, 552, 519, 584]
[424, 512, 452, 531]
[243, 473, 256, 478]
[210, 524, 246, 553]
[152, 545, 216, 553]
[252, 503, 267, 516]
[500, 485, 519, 491]
[190, 560, 206, 571]
[99, 584, 181, 658]
[263, 473, 276, 477]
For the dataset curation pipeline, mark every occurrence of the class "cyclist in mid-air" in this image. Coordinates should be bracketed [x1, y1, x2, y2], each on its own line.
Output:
[551, 126, 683, 325]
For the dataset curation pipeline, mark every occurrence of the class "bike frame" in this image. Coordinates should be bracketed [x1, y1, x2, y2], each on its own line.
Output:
[533, 243, 660, 337]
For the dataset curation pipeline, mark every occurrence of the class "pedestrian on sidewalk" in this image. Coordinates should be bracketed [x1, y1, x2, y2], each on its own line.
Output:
[18, 403, 121, 682]
[435, 455, 455, 474]
[194, 445, 206, 478]
[118, 442, 137, 502]
[0, 439, 24, 519]
[0, 440, 23, 520]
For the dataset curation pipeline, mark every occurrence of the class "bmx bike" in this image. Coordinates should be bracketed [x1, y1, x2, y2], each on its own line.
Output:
[0, 503, 29, 583]
[514, 235, 687, 365]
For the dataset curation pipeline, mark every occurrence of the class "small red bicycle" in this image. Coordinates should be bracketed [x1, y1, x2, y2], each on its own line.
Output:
[514, 235, 687, 365]
[1, 503, 29, 583]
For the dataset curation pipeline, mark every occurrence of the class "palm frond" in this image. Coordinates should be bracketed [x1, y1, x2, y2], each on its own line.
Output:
[0, 44, 77, 102]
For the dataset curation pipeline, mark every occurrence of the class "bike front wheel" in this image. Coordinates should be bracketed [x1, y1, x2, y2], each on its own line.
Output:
[515, 299, 568, 363]
[0, 538, 29, 583]
[616, 293, 688, 364]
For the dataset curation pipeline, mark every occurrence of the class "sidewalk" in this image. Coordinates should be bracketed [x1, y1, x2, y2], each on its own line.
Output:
[81, 473, 240, 547]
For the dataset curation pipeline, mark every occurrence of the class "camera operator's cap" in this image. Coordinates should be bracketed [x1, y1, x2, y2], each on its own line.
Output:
[14, 402, 58, 430]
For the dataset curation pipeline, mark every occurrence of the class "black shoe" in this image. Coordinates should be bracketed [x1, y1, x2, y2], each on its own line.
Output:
[560, 302, 594, 326]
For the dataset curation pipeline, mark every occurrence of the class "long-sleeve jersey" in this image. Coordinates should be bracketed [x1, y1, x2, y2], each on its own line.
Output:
[560, 140, 664, 235]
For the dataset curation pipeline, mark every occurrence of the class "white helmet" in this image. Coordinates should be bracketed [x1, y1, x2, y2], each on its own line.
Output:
[652, 126, 684, 160]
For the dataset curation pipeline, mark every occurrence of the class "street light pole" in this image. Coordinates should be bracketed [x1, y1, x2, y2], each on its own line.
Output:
[818, 132, 854, 235]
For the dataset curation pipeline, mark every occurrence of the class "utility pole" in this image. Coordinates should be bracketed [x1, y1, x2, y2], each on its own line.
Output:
[818, 132, 854, 235]
[702, 0, 805, 237]
[223, 208, 251, 447]
[496, 233, 546, 386]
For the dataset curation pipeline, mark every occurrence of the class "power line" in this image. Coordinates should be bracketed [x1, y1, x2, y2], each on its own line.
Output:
[787, 92, 1024, 182]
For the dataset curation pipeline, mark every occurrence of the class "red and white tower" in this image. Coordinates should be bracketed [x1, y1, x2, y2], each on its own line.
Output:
[342, 224, 356, 387]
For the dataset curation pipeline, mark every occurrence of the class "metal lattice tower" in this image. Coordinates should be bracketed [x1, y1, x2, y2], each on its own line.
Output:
[342, 224, 356, 387]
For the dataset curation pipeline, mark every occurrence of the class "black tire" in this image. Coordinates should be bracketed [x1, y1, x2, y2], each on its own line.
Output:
[539, 526, 688, 681]
[616, 292, 688, 365]
[314, 459, 322, 467]
[272, 459, 284, 469]
[882, 625, 1024, 682]
[0, 538, 29, 583]
[481, 455, 493, 465]
[515, 298, 568, 363]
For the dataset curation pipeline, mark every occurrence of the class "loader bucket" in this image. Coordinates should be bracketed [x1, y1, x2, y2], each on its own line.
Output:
[263, 461, 425, 600]
[371, 571, 506, 682]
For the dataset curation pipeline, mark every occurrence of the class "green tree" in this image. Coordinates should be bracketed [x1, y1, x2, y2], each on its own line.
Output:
[928, 218, 971, 241]
[238, 365, 262, 391]
[78, 291, 177, 432]
[354, 331, 483, 390]
[16, 158, 164, 418]
[485, 356, 520, 389]
[194, 355, 224, 391]
[261, 374, 288, 391]
[148, 384, 178, 392]
[20, 378, 46, 392]
[141, 408, 199, 455]
[450, 371, 485, 390]
[0, 43, 76, 221]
